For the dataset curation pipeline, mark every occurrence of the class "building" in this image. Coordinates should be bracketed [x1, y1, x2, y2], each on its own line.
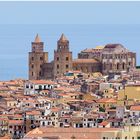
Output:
[29, 35, 136, 80]
[73, 59, 102, 74]
[29, 34, 48, 80]
[102, 44, 136, 75]
[24, 126, 140, 139]
[78, 46, 104, 61]
[24, 80, 56, 95]
[8, 120, 25, 139]
[117, 84, 140, 105]
[54, 34, 73, 78]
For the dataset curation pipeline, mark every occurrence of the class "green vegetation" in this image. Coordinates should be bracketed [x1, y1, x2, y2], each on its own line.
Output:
[99, 107, 105, 112]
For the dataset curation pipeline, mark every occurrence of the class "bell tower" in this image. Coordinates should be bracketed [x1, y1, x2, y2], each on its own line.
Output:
[29, 34, 48, 80]
[54, 33, 73, 78]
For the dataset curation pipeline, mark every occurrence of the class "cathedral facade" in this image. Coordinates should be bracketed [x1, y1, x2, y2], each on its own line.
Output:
[101, 44, 136, 74]
[29, 34, 136, 80]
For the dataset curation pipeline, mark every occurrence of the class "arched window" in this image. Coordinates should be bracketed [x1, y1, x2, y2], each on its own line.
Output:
[42, 122, 45, 126]
[123, 62, 125, 70]
[110, 63, 112, 69]
[104, 63, 106, 70]
[117, 63, 119, 70]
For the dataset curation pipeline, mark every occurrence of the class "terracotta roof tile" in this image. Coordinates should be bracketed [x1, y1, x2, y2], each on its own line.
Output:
[130, 105, 140, 111]
[97, 98, 117, 103]
[99, 121, 109, 126]
[29, 80, 56, 85]
[9, 120, 24, 125]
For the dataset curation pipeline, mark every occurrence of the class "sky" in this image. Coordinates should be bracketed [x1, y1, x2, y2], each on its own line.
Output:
[0, 1, 140, 24]
[0, 1, 140, 80]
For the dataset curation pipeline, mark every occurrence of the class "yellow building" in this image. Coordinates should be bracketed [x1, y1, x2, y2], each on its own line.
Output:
[97, 98, 117, 109]
[117, 85, 140, 106]
[103, 88, 114, 98]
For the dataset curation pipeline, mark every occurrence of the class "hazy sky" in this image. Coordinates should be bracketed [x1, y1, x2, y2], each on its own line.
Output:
[0, 1, 140, 80]
[0, 1, 140, 24]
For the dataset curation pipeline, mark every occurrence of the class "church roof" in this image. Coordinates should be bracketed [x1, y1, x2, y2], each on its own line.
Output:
[59, 33, 68, 42]
[104, 44, 123, 49]
[34, 34, 41, 43]
[102, 44, 129, 53]
[73, 59, 99, 64]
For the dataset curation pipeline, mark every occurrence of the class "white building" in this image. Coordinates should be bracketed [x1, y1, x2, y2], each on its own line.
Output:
[99, 82, 123, 91]
[130, 105, 140, 117]
[24, 80, 56, 95]
[116, 106, 125, 119]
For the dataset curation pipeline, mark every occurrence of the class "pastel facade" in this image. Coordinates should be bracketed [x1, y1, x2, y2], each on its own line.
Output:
[24, 80, 55, 95]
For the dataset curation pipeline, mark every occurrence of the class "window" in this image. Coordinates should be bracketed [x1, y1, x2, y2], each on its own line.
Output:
[88, 119, 93, 121]
[42, 122, 45, 126]
[31, 85, 33, 89]
[66, 65, 69, 69]
[32, 72, 34, 76]
[117, 63, 119, 70]
[40, 57, 43, 60]
[125, 95, 127, 100]
[39, 71, 41, 76]
[66, 57, 69, 61]
[9, 126, 12, 128]
[112, 122, 114, 126]
[31, 64, 34, 69]
[57, 64, 59, 69]
[110, 63, 112, 69]
[32, 57, 34, 61]
[39, 85, 42, 90]
[123, 63, 125, 70]
[57, 57, 59, 61]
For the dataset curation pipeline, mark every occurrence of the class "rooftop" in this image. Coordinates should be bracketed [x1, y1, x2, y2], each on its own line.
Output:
[28, 80, 56, 85]
[24, 127, 122, 139]
[73, 59, 99, 64]
[34, 34, 41, 43]
[130, 105, 140, 111]
[59, 33, 68, 42]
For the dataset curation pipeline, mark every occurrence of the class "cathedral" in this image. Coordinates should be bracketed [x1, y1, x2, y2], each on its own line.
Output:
[29, 34, 136, 80]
